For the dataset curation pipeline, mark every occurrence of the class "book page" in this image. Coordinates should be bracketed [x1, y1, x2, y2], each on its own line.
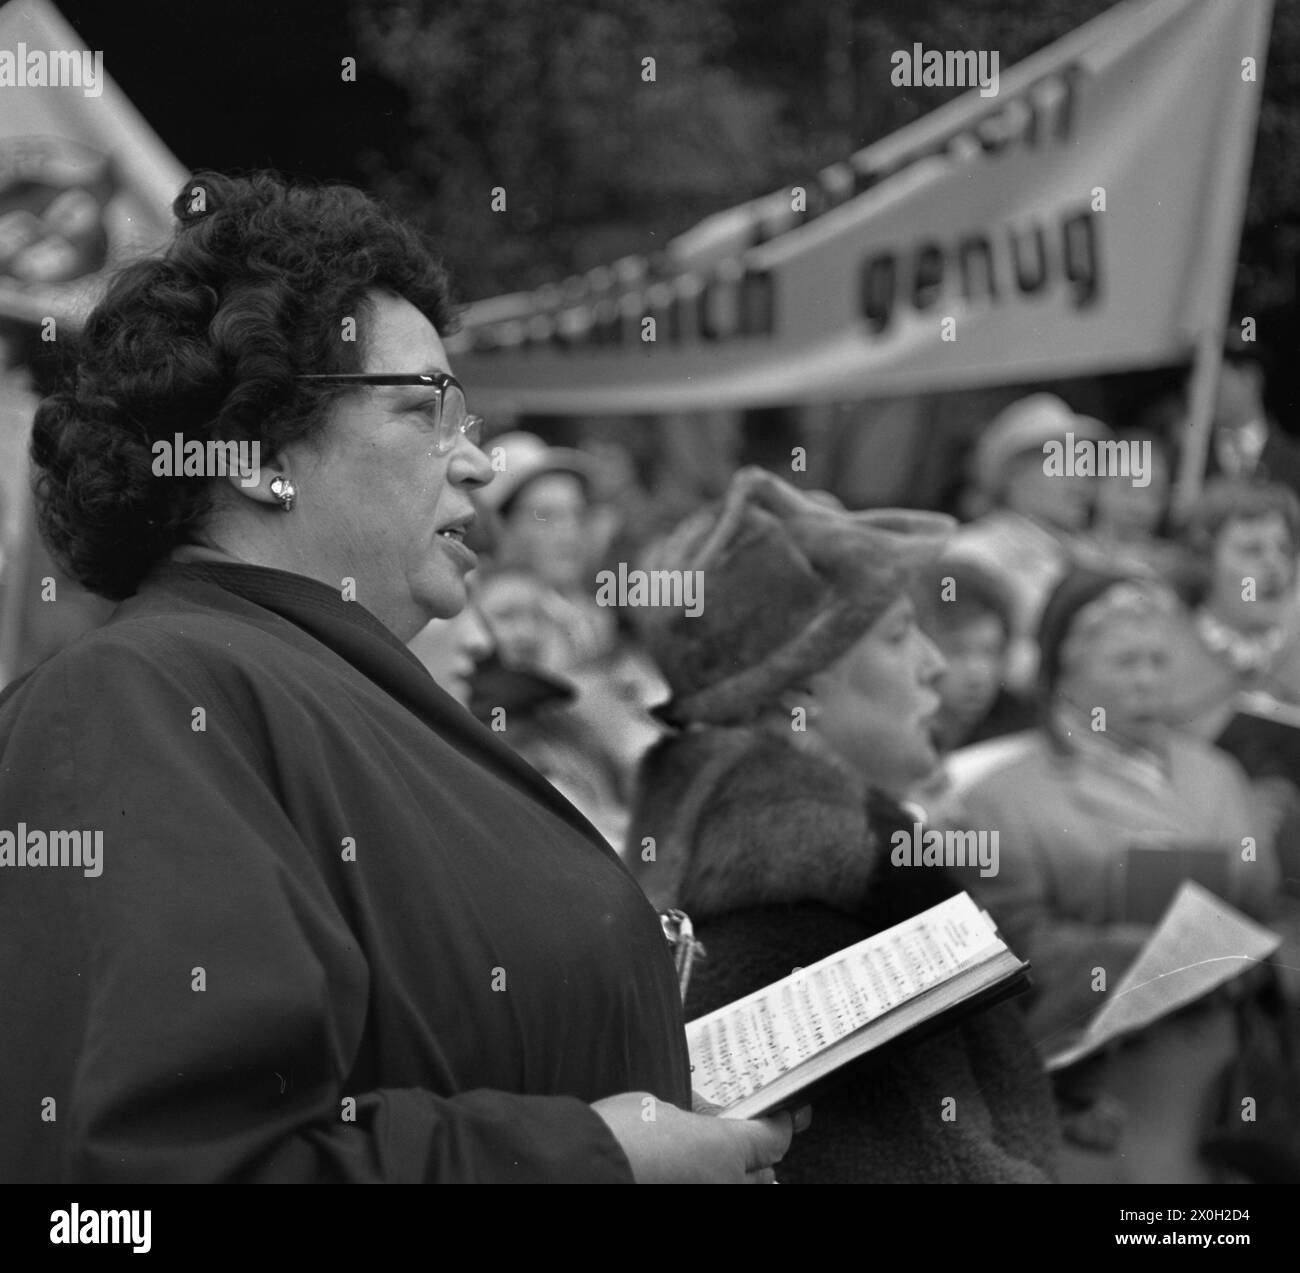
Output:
[687, 892, 1004, 1110]
[1045, 881, 1280, 1071]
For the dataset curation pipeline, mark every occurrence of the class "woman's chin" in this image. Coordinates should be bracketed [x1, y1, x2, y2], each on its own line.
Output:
[869, 741, 940, 798]
[914, 743, 941, 782]
[416, 575, 470, 621]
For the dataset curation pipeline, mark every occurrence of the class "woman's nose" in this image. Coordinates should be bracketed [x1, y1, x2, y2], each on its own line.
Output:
[917, 632, 947, 685]
[451, 436, 495, 488]
[1134, 656, 1168, 693]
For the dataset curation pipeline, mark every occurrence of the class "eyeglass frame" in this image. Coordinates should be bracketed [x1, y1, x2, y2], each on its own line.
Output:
[294, 372, 484, 454]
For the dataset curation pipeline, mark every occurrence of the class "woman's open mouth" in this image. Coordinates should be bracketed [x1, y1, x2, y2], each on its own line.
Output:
[436, 517, 478, 568]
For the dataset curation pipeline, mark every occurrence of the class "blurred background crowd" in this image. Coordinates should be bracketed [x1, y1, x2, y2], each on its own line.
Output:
[418, 372, 1300, 1184]
[385, 366, 1300, 874]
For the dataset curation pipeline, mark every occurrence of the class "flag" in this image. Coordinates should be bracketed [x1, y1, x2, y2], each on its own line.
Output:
[447, 0, 1273, 416]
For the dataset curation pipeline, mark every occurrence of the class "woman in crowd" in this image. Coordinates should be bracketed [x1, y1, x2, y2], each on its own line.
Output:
[1166, 479, 1300, 737]
[910, 554, 1034, 753]
[472, 566, 667, 852]
[907, 554, 1035, 826]
[947, 393, 1110, 691]
[476, 430, 616, 670]
[959, 569, 1280, 1041]
[0, 172, 797, 1183]
[407, 603, 494, 710]
[627, 467, 1061, 1184]
[410, 595, 634, 848]
[957, 569, 1285, 1182]
[1081, 431, 1183, 580]
[475, 566, 594, 677]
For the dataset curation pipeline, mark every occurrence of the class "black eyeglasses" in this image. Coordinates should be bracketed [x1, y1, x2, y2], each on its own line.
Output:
[295, 372, 484, 455]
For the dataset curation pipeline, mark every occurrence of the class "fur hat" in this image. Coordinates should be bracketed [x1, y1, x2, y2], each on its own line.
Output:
[633, 467, 953, 726]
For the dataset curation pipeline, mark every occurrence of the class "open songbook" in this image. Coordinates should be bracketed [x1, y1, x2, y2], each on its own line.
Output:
[1044, 881, 1281, 1072]
[685, 892, 1029, 1119]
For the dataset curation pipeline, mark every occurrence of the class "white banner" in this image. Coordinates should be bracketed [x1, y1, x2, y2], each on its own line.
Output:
[448, 0, 1272, 416]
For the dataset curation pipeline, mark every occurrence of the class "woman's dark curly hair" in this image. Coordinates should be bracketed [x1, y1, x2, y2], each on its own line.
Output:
[30, 170, 457, 599]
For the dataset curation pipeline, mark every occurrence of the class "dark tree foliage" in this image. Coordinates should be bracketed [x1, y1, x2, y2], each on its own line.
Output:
[350, 0, 1300, 335]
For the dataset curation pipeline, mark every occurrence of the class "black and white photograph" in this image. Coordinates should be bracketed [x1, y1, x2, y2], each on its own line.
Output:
[0, 0, 1297, 1245]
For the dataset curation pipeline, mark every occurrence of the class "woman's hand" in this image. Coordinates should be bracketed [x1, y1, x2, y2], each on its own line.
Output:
[591, 1092, 810, 1183]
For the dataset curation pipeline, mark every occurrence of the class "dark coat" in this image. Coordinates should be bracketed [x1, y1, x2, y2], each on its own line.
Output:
[628, 726, 1061, 1183]
[0, 563, 689, 1182]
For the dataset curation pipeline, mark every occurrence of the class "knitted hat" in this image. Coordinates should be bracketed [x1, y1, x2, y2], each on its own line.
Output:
[633, 467, 954, 726]
[973, 394, 1111, 501]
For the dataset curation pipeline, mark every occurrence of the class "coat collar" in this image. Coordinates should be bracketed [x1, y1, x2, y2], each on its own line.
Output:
[629, 725, 893, 918]
[139, 562, 612, 854]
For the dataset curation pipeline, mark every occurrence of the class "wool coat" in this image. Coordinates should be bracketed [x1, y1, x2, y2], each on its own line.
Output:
[627, 726, 1061, 1184]
[0, 563, 690, 1183]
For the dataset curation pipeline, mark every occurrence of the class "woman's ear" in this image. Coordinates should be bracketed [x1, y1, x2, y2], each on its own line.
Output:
[223, 465, 288, 508]
[775, 677, 823, 725]
[219, 434, 315, 511]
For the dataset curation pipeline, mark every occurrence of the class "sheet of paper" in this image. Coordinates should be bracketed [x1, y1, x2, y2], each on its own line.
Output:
[687, 892, 1003, 1109]
[1046, 881, 1280, 1071]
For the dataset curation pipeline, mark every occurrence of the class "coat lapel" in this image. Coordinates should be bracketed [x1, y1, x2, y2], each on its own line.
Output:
[146, 563, 613, 853]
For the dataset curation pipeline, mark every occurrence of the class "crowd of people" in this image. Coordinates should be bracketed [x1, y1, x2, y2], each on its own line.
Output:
[2, 171, 1298, 1185]
[411, 366, 1300, 1184]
